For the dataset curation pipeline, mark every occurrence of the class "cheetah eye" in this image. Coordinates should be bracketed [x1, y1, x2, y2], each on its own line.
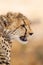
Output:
[3, 21, 7, 26]
[21, 24, 25, 27]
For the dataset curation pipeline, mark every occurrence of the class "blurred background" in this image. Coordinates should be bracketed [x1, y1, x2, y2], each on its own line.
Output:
[0, 0, 43, 65]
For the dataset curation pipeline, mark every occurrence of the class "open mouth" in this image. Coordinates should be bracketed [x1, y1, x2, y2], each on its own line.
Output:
[19, 36, 27, 41]
[18, 36, 28, 44]
[8, 30, 28, 44]
[10, 34, 28, 44]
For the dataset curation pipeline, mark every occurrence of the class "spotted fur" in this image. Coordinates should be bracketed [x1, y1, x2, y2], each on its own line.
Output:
[0, 14, 12, 65]
[0, 36, 11, 65]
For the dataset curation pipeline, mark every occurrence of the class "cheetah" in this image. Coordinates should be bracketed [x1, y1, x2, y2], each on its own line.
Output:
[0, 12, 33, 65]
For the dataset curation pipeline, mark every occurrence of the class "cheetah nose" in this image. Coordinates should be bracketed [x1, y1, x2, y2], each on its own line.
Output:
[29, 33, 33, 35]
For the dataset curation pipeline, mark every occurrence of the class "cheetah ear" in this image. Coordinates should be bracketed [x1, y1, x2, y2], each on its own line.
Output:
[16, 13, 24, 18]
[0, 16, 10, 27]
[7, 12, 13, 18]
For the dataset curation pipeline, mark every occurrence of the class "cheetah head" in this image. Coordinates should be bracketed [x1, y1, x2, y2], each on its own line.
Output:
[1, 12, 33, 44]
